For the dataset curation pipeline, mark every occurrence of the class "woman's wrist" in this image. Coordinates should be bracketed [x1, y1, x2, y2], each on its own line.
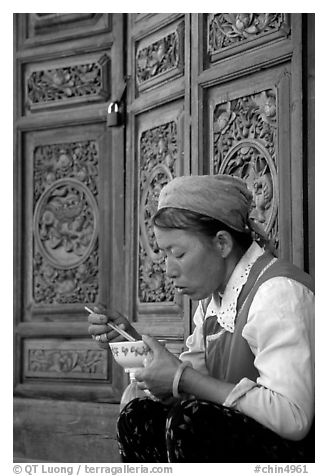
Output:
[172, 361, 193, 398]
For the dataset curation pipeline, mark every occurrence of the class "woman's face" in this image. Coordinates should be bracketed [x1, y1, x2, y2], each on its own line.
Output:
[154, 226, 227, 300]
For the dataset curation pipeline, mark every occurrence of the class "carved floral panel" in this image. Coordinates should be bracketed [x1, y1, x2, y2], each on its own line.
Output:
[136, 22, 184, 92]
[208, 13, 289, 56]
[25, 345, 107, 379]
[26, 54, 110, 111]
[33, 141, 99, 304]
[212, 90, 278, 248]
[138, 121, 178, 303]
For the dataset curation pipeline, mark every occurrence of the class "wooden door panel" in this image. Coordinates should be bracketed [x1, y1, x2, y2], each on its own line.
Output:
[135, 101, 185, 339]
[192, 13, 305, 270]
[134, 18, 185, 95]
[16, 122, 123, 402]
[23, 338, 108, 380]
[126, 14, 189, 354]
[14, 14, 125, 402]
[205, 65, 292, 259]
[17, 13, 112, 49]
[128, 13, 186, 110]
[23, 51, 111, 114]
[23, 124, 109, 316]
[205, 13, 290, 65]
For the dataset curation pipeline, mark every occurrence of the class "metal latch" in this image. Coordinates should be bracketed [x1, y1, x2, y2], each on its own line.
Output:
[107, 102, 120, 127]
[106, 77, 129, 127]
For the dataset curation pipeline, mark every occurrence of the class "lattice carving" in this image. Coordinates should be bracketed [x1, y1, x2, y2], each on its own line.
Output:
[139, 121, 178, 303]
[136, 23, 184, 90]
[208, 13, 286, 52]
[26, 348, 107, 378]
[213, 90, 278, 248]
[26, 54, 110, 109]
[32, 141, 99, 304]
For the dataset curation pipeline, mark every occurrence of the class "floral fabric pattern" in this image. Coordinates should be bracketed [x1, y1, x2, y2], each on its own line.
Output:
[116, 397, 312, 463]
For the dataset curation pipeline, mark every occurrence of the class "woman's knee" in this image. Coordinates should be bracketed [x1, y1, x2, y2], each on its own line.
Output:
[166, 398, 226, 430]
[118, 397, 169, 434]
[117, 397, 170, 463]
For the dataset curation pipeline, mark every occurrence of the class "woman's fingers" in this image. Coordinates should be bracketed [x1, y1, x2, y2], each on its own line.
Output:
[141, 335, 164, 357]
[89, 325, 128, 343]
[93, 303, 107, 314]
[87, 309, 128, 326]
[88, 324, 110, 335]
[86, 305, 140, 344]
[87, 313, 108, 325]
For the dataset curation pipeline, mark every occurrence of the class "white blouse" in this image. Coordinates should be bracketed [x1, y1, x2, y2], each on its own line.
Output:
[179, 242, 314, 441]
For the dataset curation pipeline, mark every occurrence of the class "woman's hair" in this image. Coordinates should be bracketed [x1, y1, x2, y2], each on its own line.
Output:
[153, 207, 253, 251]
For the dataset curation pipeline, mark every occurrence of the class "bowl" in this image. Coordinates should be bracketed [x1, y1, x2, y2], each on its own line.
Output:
[109, 339, 165, 375]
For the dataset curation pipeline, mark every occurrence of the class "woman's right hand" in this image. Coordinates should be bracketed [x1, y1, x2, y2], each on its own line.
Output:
[87, 304, 141, 349]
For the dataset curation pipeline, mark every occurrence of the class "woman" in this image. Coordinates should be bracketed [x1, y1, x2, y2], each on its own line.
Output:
[88, 174, 314, 463]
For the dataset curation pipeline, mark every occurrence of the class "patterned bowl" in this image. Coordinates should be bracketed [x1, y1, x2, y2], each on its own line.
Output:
[109, 340, 154, 374]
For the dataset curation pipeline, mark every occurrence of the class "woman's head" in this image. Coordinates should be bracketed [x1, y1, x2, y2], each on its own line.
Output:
[152, 175, 254, 299]
[153, 207, 253, 252]
[153, 208, 253, 300]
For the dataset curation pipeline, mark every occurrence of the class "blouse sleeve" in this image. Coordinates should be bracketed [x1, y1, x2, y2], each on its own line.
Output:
[223, 277, 314, 441]
[179, 301, 209, 375]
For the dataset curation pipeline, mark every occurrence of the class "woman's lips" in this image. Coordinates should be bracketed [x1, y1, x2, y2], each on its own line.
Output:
[175, 286, 187, 294]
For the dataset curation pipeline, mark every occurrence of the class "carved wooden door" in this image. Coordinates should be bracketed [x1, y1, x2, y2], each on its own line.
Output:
[125, 13, 313, 348]
[14, 14, 126, 402]
[14, 12, 313, 404]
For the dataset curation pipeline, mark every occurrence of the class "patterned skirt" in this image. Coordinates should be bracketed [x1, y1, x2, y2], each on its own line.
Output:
[117, 397, 314, 463]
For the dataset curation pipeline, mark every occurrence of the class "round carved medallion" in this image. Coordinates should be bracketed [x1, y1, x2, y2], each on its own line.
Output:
[33, 178, 98, 269]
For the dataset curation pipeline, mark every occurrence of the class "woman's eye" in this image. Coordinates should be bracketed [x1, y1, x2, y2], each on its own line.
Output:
[175, 253, 184, 259]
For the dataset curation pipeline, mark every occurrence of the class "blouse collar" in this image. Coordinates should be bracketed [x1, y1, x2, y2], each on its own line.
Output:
[205, 241, 264, 333]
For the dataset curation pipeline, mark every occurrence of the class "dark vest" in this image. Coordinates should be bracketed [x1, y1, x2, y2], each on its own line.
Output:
[203, 251, 314, 384]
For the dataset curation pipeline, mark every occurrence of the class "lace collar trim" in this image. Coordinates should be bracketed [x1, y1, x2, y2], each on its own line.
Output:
[205, 242, 264, 333]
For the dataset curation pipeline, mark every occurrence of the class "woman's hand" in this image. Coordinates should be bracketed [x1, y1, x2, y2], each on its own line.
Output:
[87, 304, 141, 349]
[135, 335, 181, 399]
[136, 336, 235, 405]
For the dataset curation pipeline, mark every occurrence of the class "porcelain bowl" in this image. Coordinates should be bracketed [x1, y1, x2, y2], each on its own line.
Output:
[109, 340, 159, 374]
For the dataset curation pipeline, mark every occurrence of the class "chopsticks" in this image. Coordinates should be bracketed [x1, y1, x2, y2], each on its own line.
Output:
[85, 306, 136, 342]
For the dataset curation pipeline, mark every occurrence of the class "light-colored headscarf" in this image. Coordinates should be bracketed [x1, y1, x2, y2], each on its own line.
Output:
[157, 174, 253, 233]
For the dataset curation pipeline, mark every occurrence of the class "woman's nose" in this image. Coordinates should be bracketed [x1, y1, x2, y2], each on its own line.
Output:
[166, 256, 179, 278]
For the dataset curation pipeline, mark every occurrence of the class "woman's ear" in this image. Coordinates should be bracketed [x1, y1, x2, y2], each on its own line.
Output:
[214, 230, 233, 258]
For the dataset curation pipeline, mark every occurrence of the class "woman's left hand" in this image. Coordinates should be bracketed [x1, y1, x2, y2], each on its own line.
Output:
[134, 335, 181, 399]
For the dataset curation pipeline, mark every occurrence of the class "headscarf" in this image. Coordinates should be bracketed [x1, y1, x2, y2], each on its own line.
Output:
[157, 173, 276, 254]
[157, 174, 253, 233]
